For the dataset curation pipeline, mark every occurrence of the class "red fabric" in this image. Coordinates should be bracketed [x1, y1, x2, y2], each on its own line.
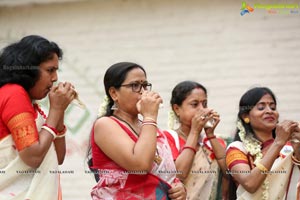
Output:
[91, 116, 137, 169]
[91, 116, 172, 199]
[164, 130, 226, 161]
[163, 130, 186, 160]
[226, 146, 249, 170]
[0, 84, 36, 140]
[203, 137, 227, 160]
[8, 112, 39, 151]
[163, 130, 180, 159]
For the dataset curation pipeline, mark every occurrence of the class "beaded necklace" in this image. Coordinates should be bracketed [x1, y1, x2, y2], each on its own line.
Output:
[33, 103, 47, 119]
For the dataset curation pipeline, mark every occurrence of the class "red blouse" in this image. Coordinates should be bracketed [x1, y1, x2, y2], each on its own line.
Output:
[0, 84, 38, 150]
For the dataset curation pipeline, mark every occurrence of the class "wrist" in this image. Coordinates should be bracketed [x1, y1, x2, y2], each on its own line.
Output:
[47, 112, 64, 127]
[273, 139, 285, 148]
[206, 135, 216, 140]
[294, 152, 300, 160]
[291, 154, 300, 166]
[57, 125, 67, 135]
[143, 116, 157, 123]
[190, 129, 199, 136]
[206, 133, 215, 137]
[49, 107, 65, 116]
[142, 115, 157, 121]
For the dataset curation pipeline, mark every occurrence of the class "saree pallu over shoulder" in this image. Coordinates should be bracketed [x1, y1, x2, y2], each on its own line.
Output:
[0, 111, 61, 200]
[165, 130, 222, 200]
[184, 146, 220, 200]
[227, 141, 295, 200]
[236, 153, 293, 200]
[0, 135, 60, 200]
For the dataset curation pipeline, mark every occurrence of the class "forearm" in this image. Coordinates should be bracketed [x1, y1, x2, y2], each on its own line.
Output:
[54, 113, 66, 164]
[27, 108, 66, 167]
[45, 108, 65, 129]
[235, 141, 284, 193]
[295, 150, 300, 160]
[132, 124, 157, 171]
[209, 137, 227, 175]
[175, 152, 195, 180]
[175, 132, 199, 180]
[54, 137, 66, 164]
[19, 130, 55, 168]
[292, 141, 300, 160]
[259, 140, 284, 170]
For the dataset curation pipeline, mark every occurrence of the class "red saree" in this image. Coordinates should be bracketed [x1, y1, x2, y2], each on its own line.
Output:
[90, 117, 177, 200]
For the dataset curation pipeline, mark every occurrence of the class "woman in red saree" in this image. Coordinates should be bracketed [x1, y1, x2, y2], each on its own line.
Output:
[0, 35, 75, 200]
[87, 62, 186, 200]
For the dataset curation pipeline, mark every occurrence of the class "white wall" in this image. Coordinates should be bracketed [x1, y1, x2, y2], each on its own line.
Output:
[1, 0, 300, 199]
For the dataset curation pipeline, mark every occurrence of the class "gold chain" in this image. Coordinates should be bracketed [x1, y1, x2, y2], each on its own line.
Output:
[177, 128, 188, 140]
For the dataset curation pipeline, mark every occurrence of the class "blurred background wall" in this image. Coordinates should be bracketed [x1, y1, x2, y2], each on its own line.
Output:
[1, 0, 300, 199]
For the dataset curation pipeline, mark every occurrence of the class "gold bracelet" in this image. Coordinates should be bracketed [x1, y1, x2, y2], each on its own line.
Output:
[256, 162, 268, 172]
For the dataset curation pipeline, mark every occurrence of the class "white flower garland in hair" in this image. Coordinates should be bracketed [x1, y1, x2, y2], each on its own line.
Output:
[168, 110, 177, 129]
[237, 119, 269, 200]
[97, 95, 110, 117]
[168, 110, 176, 130]
[237, 119, 262, 160]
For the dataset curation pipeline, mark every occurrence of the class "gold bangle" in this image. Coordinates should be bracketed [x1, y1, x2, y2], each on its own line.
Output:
[256, 162, 268, 172]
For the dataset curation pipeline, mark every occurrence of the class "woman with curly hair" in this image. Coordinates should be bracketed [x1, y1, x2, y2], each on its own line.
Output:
[0, 35, 75, 200]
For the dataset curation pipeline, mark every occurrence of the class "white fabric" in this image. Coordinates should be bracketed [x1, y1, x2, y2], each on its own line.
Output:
[286, 164, 300, 200]
[0, 112, 59, 200]
[228, 141, 296, 200]
[167, 129, 180, 150]
[167, 130, 220, 200]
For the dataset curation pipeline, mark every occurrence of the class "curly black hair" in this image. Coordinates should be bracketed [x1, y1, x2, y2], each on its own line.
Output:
[0, 35, 63, 91]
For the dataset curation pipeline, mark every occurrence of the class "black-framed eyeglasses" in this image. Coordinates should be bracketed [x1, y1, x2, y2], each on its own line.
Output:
[120, 82, 152, 93]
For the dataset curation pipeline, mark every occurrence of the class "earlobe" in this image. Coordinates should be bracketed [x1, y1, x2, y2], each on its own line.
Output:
[172, 104, 180, 117]
[241, 114, 250, 124]
[109, 87, 118, 102]
[244, 117, 250, 124]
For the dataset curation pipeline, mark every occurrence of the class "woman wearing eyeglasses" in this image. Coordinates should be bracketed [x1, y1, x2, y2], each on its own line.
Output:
[87, 62, 186, 200]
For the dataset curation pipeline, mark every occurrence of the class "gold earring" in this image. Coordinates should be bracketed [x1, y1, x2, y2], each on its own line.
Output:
[244, 117, 250, 124]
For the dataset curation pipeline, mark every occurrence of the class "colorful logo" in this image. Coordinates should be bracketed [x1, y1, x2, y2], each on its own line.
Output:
[241, 2, 254, 16]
